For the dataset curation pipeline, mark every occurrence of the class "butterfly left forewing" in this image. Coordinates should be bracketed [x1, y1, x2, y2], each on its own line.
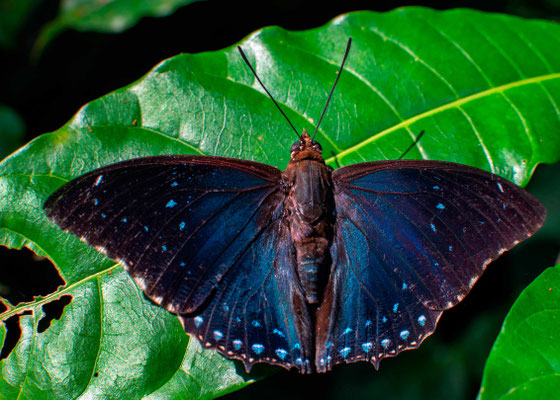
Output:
[44, 156, 281, 312]
[315, 160, 545, 372]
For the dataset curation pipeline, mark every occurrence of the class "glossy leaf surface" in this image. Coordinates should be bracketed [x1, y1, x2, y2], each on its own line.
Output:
[479, 264, 560, 400]
[1, 8, 560, 399]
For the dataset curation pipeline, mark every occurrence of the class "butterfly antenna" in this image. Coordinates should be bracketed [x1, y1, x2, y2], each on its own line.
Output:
[398, 130, 426, 160]
[312, 38, 352, 141]
[237, 46, 301, 140]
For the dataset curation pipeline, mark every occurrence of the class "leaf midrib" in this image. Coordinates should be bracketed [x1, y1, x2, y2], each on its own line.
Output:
[325, 71, 560, 164]
[0, 261, 120, 321]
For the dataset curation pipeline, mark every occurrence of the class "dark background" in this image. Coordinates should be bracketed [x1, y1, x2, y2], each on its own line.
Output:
[1, 0, 559, 399]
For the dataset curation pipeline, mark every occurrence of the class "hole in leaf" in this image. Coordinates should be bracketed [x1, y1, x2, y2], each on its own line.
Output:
[37, 295, 72, 333]
[0, 247, 65, 306]
[94, 372, 99, 377]
[1, 311, 32, 360]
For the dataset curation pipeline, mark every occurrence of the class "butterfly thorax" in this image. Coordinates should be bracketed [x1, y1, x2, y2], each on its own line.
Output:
[283, 131, 334, 304]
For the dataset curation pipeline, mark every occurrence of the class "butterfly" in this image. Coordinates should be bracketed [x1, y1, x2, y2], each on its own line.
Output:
[43, 39, 546, 373]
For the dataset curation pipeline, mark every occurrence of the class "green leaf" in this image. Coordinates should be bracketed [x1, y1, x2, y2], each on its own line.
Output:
[0, 105, 25, 160]
[34, 0, 202, 56]
[1, 7, 559, 399]
[478, 264, 560, 400]
[0, 268, 255, 399]
[0, 322, 5, 352]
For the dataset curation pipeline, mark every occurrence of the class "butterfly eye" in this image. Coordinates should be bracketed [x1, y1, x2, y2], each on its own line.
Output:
[290, 142, 301, 153]
[312, 141, 322, 152]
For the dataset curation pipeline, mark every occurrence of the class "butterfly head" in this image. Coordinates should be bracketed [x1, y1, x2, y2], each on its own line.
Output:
[290, 129, 323, 161]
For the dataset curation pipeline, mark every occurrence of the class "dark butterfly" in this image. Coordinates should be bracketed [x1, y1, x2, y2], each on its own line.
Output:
[43, 39, 546, 374]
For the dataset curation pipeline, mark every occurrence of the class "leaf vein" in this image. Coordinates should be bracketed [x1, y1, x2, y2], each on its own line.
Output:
[326, 72, 560, 163]
[457, 107, 495, 172]
[367, 26, 459, 97]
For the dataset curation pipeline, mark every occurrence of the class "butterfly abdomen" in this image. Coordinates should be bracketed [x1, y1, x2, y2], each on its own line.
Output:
[283, 148, 334, 305]
[293, 237, 330, 304]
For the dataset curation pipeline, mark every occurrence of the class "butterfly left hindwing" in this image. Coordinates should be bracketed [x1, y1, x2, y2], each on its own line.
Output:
[180, 217, 314, 372]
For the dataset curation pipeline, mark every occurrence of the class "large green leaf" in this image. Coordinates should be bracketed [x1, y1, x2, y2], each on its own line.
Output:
[478, 264, 560, 399]
[1, 7, 559, 399]
[34, 0, 201, 55]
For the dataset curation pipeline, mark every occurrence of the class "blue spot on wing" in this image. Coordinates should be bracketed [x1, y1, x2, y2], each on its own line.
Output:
[94, 175, 103, 186]
[339, 347, 351, 358]
[342, 327, 353, 335]
[276, 349, 288, 360]
[251, 344, 265, 355]
[361, 342, 373, 352]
